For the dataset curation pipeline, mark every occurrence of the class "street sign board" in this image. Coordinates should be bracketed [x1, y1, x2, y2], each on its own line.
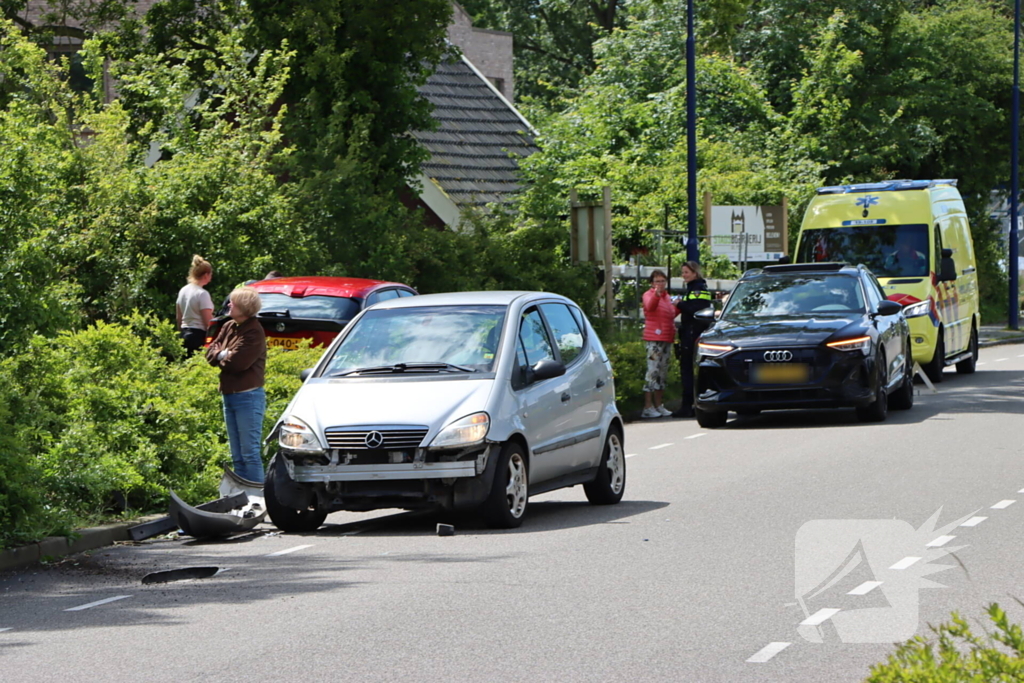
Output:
[708, 204, 788, 262]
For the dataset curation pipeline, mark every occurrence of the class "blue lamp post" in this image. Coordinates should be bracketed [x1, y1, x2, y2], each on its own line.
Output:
[686, 0, 699, 264]
[1011, 0, 1020, 330]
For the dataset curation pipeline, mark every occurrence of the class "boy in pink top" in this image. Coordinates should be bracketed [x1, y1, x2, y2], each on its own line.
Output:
[641, 270, 677, 418]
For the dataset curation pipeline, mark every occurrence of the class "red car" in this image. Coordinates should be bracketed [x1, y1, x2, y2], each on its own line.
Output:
[208, 276, 418, 350]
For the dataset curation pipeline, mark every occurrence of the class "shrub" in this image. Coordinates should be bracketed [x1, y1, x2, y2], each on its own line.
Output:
[603, 326, 681, 416]
[866, 603, 1024, 681]
[0, 315, 321, 549]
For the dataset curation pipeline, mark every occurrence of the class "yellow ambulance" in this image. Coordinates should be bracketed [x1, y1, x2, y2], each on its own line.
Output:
[794, 179, 980, 383]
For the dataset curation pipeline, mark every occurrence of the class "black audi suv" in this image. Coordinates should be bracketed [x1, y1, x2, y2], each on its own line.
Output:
[693, 263, 913, 428]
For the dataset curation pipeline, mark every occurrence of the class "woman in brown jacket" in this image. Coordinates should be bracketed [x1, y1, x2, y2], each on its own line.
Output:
[206, 287, 267, 484]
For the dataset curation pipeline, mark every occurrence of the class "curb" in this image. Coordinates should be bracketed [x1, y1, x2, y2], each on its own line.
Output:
[0, 515, 164, 573]
[979, 336, 1024, 348]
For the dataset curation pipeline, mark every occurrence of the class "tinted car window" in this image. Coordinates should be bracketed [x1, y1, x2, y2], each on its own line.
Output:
[323, 305, 506, 374]
[259, 294, 361, 321]
[797, 224, 929, 278]
[519, 308, 555, 366]
[398, 289, 416, 297]
[540, 303, 585, 364]
[724, 274, 866, 318]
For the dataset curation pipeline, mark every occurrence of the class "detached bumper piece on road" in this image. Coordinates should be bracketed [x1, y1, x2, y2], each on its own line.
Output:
[167, 469, 267, 539]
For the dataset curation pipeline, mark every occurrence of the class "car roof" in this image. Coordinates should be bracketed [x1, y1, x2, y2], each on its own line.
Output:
[248, 276, 412, 298]
[760, 262, 859, 275]
[371, 290, 555, 309]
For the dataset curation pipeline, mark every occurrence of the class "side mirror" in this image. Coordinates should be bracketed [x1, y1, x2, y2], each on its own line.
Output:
[939, 249, 956, 282]
[876, 300, 902, 317]
[299, 368, 313, 381]
[531, 358, 566, 382]
[694, 307, 716, 321]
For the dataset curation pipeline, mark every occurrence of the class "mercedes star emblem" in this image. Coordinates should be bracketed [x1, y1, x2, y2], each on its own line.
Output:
[364, 431, 385, 449]
[763, 350, 793, 362]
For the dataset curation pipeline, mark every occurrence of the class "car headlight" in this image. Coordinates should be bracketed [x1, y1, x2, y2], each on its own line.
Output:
[278, 417, 323, 452]
[826, 335, 872, 353]
[429, 413, 489, 449]
[902, 300, 931, 319]
[697, 342, 734, 358]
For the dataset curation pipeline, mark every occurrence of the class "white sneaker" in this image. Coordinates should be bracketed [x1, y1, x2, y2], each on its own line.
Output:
[656, 405, 673, 417]
[641, 407, 661, 419]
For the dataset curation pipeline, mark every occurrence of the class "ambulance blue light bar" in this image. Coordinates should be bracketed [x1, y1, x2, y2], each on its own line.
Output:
[815, 179, 957, 195]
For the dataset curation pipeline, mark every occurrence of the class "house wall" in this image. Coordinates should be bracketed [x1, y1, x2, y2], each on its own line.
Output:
[447, 2, 514, 101]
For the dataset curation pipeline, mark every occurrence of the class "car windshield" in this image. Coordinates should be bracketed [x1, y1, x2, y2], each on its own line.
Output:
[723, 274, 867, 318]
[323, 305, 507, 375]
[258, 294, 361, 321]
[796, 224, 930, 278]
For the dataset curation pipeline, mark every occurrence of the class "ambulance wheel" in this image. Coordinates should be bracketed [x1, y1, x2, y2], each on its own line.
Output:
[923, 329, 944, 384]
[956, 326, 978, 375]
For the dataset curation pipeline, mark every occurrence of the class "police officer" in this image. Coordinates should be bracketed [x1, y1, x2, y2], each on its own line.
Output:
[673, 261, 713, 418]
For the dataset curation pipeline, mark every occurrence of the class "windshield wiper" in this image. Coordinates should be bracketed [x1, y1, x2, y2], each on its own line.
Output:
[327, 362, 476, 378]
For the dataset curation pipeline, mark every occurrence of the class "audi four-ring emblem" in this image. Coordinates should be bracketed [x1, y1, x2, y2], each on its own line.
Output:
[364, 431, 385, 448]
[763, 350, 793, 362]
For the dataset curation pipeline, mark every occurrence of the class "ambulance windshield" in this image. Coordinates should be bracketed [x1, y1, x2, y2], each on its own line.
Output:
[796, 224, 929, 278]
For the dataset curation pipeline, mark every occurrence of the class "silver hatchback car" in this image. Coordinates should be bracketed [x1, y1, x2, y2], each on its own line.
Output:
[264, 291, 625, 530]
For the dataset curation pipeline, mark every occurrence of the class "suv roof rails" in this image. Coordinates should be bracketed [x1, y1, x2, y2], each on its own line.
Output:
[761, 262, 851, 274]
[815, 179, 957, 195]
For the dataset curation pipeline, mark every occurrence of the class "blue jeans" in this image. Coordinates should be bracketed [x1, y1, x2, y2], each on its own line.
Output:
[222, 388, 266, 484]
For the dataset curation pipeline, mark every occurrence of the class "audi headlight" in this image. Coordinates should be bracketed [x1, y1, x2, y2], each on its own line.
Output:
[902, 300, 931, 319]
[278, 417, 323, 452]
[826, 335, 872, 353]
[697, 342, 734, 358]
[429, 413, 489, 449]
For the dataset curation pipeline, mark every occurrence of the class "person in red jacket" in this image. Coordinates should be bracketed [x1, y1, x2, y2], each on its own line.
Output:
[641, 269, 677, 418]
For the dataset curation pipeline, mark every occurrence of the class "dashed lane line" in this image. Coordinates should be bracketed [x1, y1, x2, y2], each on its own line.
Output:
[65, 595, 131, 612]
[746, 642, 791, 663]
[996, 358, 1009, 362]
[267, 544, 314, 557]
[926, 535, 956, 548]
[0, 628, 12, 633]
[961, 516, 988, 527]
[800, 608, 841, 626]
[991, 500, 1016, 510]
[890, 556, 921, 570]
[977, 362, 987, 366]
[648, 443, 674, 450]
[625, 453, 638, 459]
[684, 433, 706, 440]
[848, 581, 883, 596]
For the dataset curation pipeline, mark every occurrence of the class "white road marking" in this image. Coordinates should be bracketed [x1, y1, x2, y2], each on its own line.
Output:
[926, 535, 955, 548]
[648, 443, 674, 450]
[960, 516, 987, 527]
[0, 628, 12, 633]
[848, 581, 883, 596]
[996, 358, 1009, 362]
[684, 433, 706, 440]
[1019, 488, 1024, 493]
[991, 500, 1016, 509]
[267, 544, 314, 557]
[800, 608, 841, 626]
[1017, 354, 1024, 358]
[65, 595, 131, 612]
[890, 557, 921, 570]
[977, 362, 987, 366]
[625, 453, 638, 459]
[746, 642, 791, 663]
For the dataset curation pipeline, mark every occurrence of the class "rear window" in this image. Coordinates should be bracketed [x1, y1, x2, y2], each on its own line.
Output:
[259, 294, 361, 321]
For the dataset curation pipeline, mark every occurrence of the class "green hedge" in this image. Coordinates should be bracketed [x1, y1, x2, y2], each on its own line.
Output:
[604, 333, 682, 417]
[0, 314, 320, 549]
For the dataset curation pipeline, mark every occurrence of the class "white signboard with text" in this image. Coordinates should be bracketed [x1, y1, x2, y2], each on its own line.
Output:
[708, 205, 787, 263]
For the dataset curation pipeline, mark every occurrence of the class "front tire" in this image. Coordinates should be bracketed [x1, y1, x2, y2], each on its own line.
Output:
[857, 350, 889, 423]
[924, 328, 945, 384]
[889, 343, 915, 411]
[696, 408, 728, 429]
[482, 442, 528, 529]
[265, 465, 328, 533]
[956, 326, 978, 374]
[584, 427, 626, 505]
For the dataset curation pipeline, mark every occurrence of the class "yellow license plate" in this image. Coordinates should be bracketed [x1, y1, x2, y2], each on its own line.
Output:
[267, 336, 302, 351]
[750, 363, 810, 384]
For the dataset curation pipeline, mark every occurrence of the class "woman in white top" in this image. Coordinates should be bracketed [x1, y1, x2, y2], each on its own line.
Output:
[176, 255, 215, 357]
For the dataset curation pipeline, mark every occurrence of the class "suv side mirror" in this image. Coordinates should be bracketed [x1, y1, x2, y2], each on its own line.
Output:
[694, 307, 716, 321]
[939, 248, 956, 282]
[531, 359, 566, 382]
[875, 300, 902, 317]
[299, 368, 313, 381]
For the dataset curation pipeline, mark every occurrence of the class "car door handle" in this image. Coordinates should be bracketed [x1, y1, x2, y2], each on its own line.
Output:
[561, 392, 571, 403]
[596, 379, 606, 388]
